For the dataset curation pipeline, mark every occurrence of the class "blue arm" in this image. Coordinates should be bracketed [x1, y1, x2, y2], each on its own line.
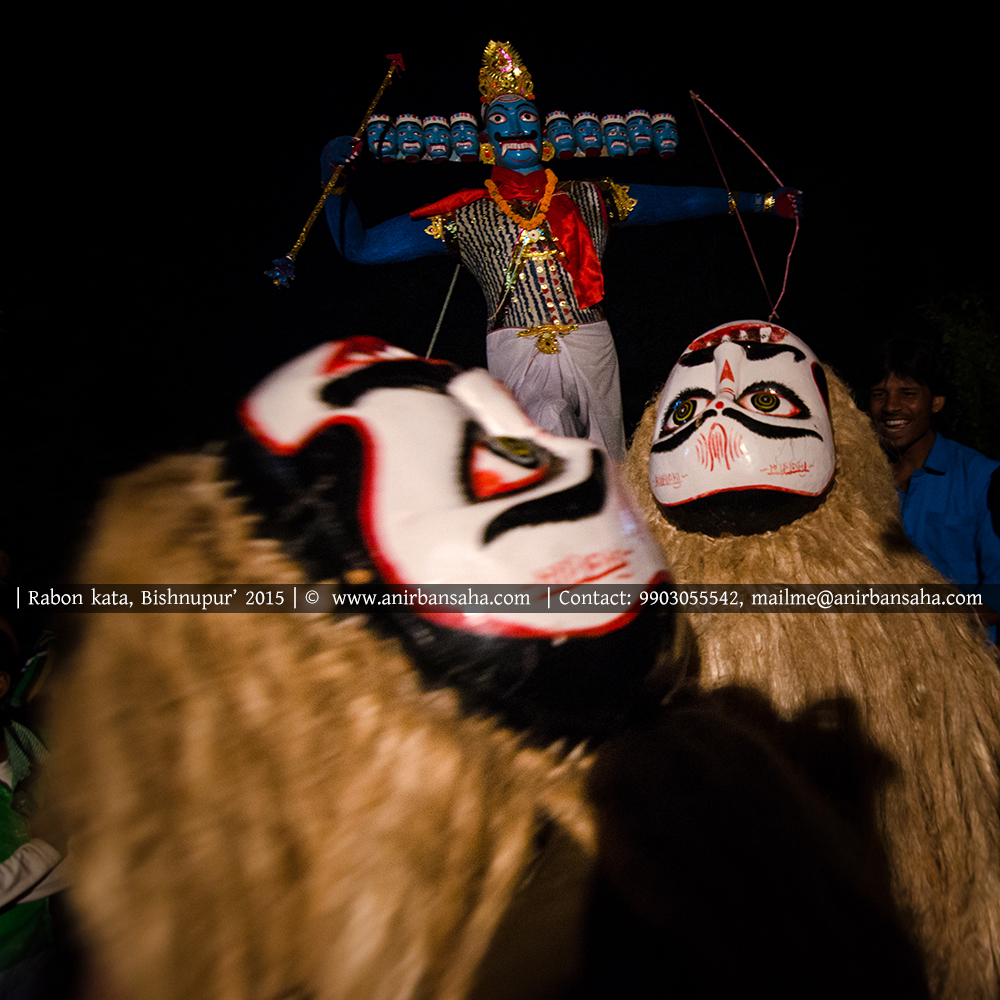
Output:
[321, 137, 447, 265]
[324, 197, 447, 264]
[622, 185, 801, 227]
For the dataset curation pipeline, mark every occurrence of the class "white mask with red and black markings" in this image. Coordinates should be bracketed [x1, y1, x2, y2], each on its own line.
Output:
[235, 338, 678, 746]
[649, 322, 835, 536]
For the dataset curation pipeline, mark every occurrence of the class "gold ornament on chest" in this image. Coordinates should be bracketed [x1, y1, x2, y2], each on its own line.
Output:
[518, 222, 566, 261]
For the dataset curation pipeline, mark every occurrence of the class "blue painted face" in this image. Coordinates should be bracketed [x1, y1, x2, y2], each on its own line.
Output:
[450, 120, 479, 161]
[366, 119, 389, 156]
[652, 119, 679, 157]
[424, 123, 451, 160]
[546, 117, 575, 158]
[602, 122, 629, 159]
[573, 116, 602, 155]
[626, 116, 652, 153]
[486, 97, 542, 172]
[396, 120, 424, 161]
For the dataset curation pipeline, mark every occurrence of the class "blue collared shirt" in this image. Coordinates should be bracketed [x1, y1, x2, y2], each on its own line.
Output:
[899, 434, 1000, 639]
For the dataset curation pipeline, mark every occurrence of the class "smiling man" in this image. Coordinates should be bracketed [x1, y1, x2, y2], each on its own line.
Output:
[321, 41, 800, 462]
[869, 338, 1000, 636]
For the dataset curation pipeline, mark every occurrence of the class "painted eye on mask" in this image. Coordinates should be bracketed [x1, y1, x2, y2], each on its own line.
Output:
[466, 432, 555, 501]
[736, 384, 804, 418]
[518, 109, 539, 124]
[661, 391, 713, 434]
[488, 111, 509, 125]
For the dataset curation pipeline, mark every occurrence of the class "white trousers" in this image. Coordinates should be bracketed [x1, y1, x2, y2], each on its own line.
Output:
[485, 320, 626, 463]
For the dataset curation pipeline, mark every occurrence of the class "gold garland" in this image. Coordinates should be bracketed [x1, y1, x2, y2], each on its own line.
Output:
[485, 169, 558, 230]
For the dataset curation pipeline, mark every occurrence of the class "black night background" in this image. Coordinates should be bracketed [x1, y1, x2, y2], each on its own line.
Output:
[5, 13, 996, 582]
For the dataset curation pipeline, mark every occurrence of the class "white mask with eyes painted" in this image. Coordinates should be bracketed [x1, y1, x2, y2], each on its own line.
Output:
[648, 321, 835, 536]
[241, 338, 667, 638]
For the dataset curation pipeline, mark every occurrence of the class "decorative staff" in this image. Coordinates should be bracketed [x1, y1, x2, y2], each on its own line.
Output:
[265, 53, 405, 288]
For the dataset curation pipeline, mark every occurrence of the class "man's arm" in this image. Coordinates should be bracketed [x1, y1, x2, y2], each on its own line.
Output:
[321, 137, 447, 265]
[0, 838, 63, 906]
[620, 184, 801, 227]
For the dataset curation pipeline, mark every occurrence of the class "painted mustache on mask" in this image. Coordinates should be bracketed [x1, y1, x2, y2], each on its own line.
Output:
[651, 409, 822, 455]
[493, 129, 539, 146]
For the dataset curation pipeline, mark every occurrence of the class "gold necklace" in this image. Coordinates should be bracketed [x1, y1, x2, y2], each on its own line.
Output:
[484, 169, 557, 230]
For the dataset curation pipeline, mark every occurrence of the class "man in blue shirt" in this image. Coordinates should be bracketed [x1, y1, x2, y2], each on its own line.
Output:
[869, 339, 1000, 640]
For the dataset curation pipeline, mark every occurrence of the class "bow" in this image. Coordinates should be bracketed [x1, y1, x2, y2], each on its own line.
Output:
[689, 91, 800, 321]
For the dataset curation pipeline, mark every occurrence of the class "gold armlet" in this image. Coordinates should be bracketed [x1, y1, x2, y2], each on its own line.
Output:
[424, 214, 457, 246]
[597, 179, 638, 224]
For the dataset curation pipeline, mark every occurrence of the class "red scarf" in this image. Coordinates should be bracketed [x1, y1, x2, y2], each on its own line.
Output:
[410, 167, 604, 309]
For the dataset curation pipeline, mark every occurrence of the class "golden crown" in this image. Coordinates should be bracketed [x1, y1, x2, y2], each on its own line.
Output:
[478, 40, 534, 104]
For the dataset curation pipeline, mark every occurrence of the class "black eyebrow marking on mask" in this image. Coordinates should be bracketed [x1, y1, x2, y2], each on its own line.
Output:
[320, 360, 459, 407]
[677, 346, 718, 368]
[482, 450, 606, 545]
[678, 341, 806, 368]
[744, 342, 806, 363]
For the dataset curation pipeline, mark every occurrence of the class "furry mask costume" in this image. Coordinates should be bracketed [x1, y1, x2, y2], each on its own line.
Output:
[52, 339, 689, 1000]
[625, 321, 1000, 1000]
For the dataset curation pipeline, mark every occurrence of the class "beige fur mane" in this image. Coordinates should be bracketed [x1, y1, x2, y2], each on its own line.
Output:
[625, 368, 1000, 999]
[53, 454, 598, 1000]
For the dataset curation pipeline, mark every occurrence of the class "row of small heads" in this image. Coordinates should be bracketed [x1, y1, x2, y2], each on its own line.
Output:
[365, 110, 679, 162]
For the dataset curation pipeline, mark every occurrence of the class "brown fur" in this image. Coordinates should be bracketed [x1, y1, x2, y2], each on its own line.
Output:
[52, 454, 641, 1000]
[625, 368, 1000, 1000]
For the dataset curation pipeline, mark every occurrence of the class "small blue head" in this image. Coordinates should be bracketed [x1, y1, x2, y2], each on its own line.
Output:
[626, 110, 652, 155]
[573, 113, 602, 157]
[651, 113, 679, 158]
